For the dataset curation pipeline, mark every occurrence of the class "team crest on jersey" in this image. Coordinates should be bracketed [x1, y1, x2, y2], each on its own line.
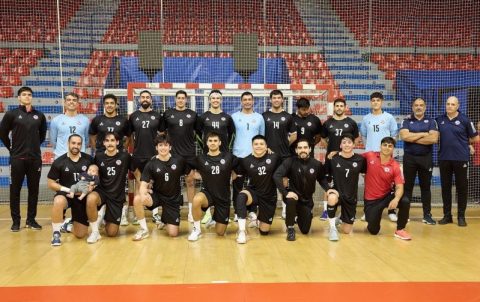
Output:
[65, 167, 69, 172]
[380, 120, 385, 124]
[116, 160, 122, 165]
[307, 122, 312, 126]
[441, 121, 445, 124]
[281, 117, 285, 121]
[455, 121, 460, 125]
[151, 116, 155, 120]
[266, 159, 271, 164]
[344, 124, 349, 128]
[424, 120, 429, 123]
[171, 164, 177, 170]
[186, 114, 191, 118]
[33, 115, 38, 119]
[309, 168, 314, 174]
[370, 160, 375, 164]
[410, 121, 414, 124]
[82, 166, 87, 171]
[221, 117, 226, 121]
[384, 167, 390, 173]
[116, 121, 120, 126]
[352, 162, 358, 168]
[220, 159, 225, 165]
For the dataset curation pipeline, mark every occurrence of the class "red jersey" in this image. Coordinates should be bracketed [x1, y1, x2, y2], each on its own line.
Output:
[362, 151, 404, 200]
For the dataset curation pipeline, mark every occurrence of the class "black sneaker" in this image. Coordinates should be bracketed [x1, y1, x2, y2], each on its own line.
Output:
[438, 215, 453, 225]
[286, 227, 296, 241]
[26, 220, 42, 230]
[11, 222, 20, 232]
[422, 214, 436, 225]
[458, 217, 467, 227]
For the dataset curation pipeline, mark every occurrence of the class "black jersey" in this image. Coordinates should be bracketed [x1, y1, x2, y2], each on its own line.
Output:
[237, 153, 281, 199]
[94, 151, 131, 201]
[321, 117, 359, 153]
[196, 152, 238, 202]
[163, 108, 198, 157]
[89, 115, 131, 152]
[196, 111, 235, 153]
[129, 110, 164, 159]
[325, 153, 366, 202]
[273, 156, 329, 201]
[291, 113, 322, 154]
[263, 111, 296, 158]
[141, 155, 190, 198]
[47, 152, 93, 188]
[0, 105, 47, 159]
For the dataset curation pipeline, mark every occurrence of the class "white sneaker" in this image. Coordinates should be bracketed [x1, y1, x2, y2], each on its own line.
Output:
[188, 227, 202, 241]
[236, 230, 247, 244]
[152, 213, 162, 224]
[328, 227, 339, 241]
[201, 210, 212, 224]
[188, 213, 194, 223]
[120, 213, 129, 226]
[87, 232, 101, 244]
[247, 212, 258, 228]
[205, 219, 216, 228]
[360, 214, 366, 221]
[156, 221, 166, 230]
[132, 229, 149, 241]
[131, 216, 140, 225]
[388, 213, 398, 222]
[233, 214, 238, 222]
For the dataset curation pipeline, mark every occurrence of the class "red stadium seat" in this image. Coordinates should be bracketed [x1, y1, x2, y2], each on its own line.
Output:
[0, 87, 13, 98]
[42, 151, 54, 164]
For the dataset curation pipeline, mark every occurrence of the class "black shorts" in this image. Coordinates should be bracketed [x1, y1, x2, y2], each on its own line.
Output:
[337, 196, 357, 225]
[94, 188, 124, 225]
[131, 156, 150, 173]
[55, 192, 89, 226]
[245, 188, 276, 225]
[200, 189, 230, 225]
[146, 192, 183, 226]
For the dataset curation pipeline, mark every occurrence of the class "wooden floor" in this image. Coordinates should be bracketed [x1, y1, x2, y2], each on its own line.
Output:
[1, 204, 480, 301]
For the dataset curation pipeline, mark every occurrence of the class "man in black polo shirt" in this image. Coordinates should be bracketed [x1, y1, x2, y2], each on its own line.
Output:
[0, 86, 47, 232]
[399, 97, 438, 225]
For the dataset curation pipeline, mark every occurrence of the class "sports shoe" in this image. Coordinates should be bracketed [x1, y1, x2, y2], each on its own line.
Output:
[458, 217, 467, 227]
[247, 212, 258, 228]
[132, 229, 149, 241]
[286, 227, 296, 241]
[156, 221, 166, 230]
[335, 216, 342, 226]
[60, 218, 73, 233]
[87, 231, 101, 244]
[26, 220, 42, 230]
[320, 210, 328, 220]
[205, 219, 216, 228]
[438, 215, 453, 225]
[51, 231, 61, 246]
[394, 229, 412, 240]
[188, 227, 202, 241]
[236, 230, 247, 244]
[152, 213, 162, 225]
[422, 214, 436, 225]
[120, 213, 129, 226]
[11, 222, 20, 232]
[201, 210, 212, 224]
[360, 214, 366, 221]
[131, 216, 140, 225]
[233, 214, 238, 222]
[388, 212, 398, 222]
[328, 227, 339, 241]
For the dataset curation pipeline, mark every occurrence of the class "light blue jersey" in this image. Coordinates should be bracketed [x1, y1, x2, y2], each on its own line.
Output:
[50, 114, 90, 158]
[232, 111, 265, 158]
[360, 111, 398, 151]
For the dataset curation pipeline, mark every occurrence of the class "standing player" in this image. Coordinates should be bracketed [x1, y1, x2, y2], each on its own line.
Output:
[324, 134, 366, 241]
[273, 139, 330, 241]
[231, 91, 265, 223]
[360, 92, 398, 222]
[399, 97, 438, 225]
[50, 92, 90, 159]
[363, 137, 411, 240]
[436, 96, 478, 226]
[163, 90, 198, 222]
[89, 93, 132, 225]
[85, 132, 131, 243]
[235, 135, 281, 244]
[47, 134, 93, 246]
[263, 89, 297, 219]
[131, 134, 190, 240]
[291, 97, 322, 157]
[129, 90, 164, 224]
[188, 131, 238, 241]
[0, 86, 47, 231]
[320, 98, 359, 220]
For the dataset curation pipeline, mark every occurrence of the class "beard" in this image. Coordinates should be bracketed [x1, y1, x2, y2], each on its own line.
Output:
[141, 102, 151, 109]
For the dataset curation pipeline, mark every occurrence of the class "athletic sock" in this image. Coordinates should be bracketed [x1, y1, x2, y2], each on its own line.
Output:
[138, 218, 147, 231]
[52, 222, 62, 233]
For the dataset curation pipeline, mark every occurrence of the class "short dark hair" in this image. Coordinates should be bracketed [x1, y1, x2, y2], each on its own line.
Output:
[209, 89, 222, 97]
[68, 133, 82, 143]
[370, 92, 384, 100]
[295, 138, 310, 146]
[381, 136, 396, 147]
[206, 131, 221, 140]
[103, 93, 118, 104]
[333, 98, 346, 106]
[241, 91, 253, 100]
[340, 133, 355, 143]
[65, 92, 80, 100]
[270, 89, 283, 99]
[17, 86, 33, 96]
[411, 97, 426, 106]
[154, 133, 170, 145]
[296, 98, 310, 109]
[175, 90, 187, 98]
[104, 132, 120, 141]
[252, 134, 267, 144]
[139, 90, 152, 97]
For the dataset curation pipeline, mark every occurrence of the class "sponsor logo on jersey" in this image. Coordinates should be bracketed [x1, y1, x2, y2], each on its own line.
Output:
[266, 159, 271, 164]
[99, 122, 103, 126]
[250, 164, 254, 168]
[171, 164, 177, 170]
[170, 115, 174, 118]
[267, 118, 271, 121]
[463, 163, 467, 168]
[205, 117, 210, 121]
[329, 124, 333, 128]
[65, 167, 69, 172]
[136, 117, 140, 121]
[336, 163, 341, 168]
[204, 161, 209, 165]
[156, 168, 161, 172]
[18, 115, 22, 119]
[441, 121, 445, 125]
[370, 160, 375, 164]
[220, 159, 225, 164]
[101, 162, 105, 166]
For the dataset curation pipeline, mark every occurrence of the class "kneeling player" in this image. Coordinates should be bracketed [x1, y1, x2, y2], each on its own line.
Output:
[132, 134, 190, 240]
[188, 131, 237, 241]
[324, 134, 366, 241]
[235, 135, 280, 244]
[273, 139, 330, 241]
